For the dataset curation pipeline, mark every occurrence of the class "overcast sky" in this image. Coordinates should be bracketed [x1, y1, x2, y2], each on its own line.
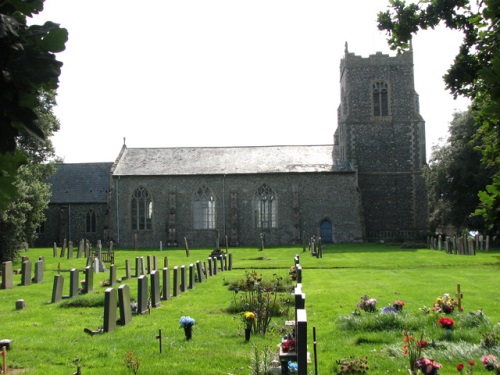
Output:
[34, 0, 470, 163]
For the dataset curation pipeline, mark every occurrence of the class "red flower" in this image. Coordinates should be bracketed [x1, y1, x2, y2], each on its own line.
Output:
[457, 363, 464, 371]
[438, 317, 455, 329]
[469, 361, 475, 365]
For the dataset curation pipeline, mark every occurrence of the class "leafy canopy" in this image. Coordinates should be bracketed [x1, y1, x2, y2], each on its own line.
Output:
[0, 0, 67, 209]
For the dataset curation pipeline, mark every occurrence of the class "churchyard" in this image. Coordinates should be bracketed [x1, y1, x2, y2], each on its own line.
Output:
[0, 242, 499, 374]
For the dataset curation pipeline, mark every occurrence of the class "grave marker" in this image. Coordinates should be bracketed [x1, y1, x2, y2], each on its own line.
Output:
[124, 260, 131, 280]
[118, 284, 132, 325]
[67, 241, 73, 259]
[188, 264, 195, 289]
[207, 257, 213, 277]
[162, 267, 171, 300]
[1, 261, 13, 289]
[196, 261, 204, 283]
[84, 266, 93, 293]
[69, 268, 79, 298]
[34, 260, 44, 283]
[137, 276, 149, 314]
[150, 270, 161, 307]
[53, 242, 57, 257]
[21, 260, 32, 286]
[173, 266, 180, 297]
[109, 264, 117, 287]
[103, 288, 117, 332]
[180, 265, 187, 292]
[51, 275, 64, 303]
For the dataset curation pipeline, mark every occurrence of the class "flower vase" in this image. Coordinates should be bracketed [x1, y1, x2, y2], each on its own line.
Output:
[245, 328, 251, 341]
[184, 325, 192, 340]
[445, 328, 452, 340]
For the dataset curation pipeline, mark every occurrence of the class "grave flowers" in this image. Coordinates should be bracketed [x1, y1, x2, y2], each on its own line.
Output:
[354, 294, 377, 313]
[433, 293, 459, 314]
[381, 299, 404, 314]
[438, 316, 455, 339]
[414, 357, 442, 375]
[289, 266, 296, 280]
[402, 330, 425, 374]
[281, 339, 295, 353]
[242, 311, 257, 341]
[179, 316, 195, 340]
[481, 354, 500, 374]
[457, 360, 475, 375]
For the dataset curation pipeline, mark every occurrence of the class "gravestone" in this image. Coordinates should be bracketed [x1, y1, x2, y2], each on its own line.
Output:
[153, 256, 157, 272]
[53, 242, 58, 257]
[137, 276, 149, 314]
[296, 309, 308, 375]
[51, 275, 64, 303]
[196, 261, 204, 283]
[180, 265, 187, 292]
[162, 267, 171, 300]
[84, 266, 93, 293]
[1, 261, 13, 289]
[147, 256, 153, 274]
[103, 288, 117, 332]
[296, 264, 303, 284]
[16, 299, 26, 310]
[67, 241, 73, 259]
[94, 258, 100, 274]
[109, 264, 116, 287]
[77, 239, 84, 258]
[85, 240, 90, 258]
[164, 256, 168, 268]
[219, 256, 224, 272]
[141, 256, 146, 275]
[21, 260, 32, 286]
[188, 264, 195, 289]
[173, 266, 180, 297]
[34, 260, 44, 283]
[69, 268, 79, 298]
[97, 249, 106, 272]
[124, 260, 131, 280]
[60, 238, 67, 258]
[135, 257, 141, 277]
[203, 261, 208, 278]
[228, 253, 233, 270]
[118, 284, 132, 325]
[213, 258, 218, 275]
[86, 257, 92, 268]
[0, 266, 12, 291]
[150, 270, 161, 308]
[207, 258, 213, 277]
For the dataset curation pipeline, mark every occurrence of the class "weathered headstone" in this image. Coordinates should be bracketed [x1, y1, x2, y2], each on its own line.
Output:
[164, 256, 168, 268]
[109, 264, 116, 287]
[207, 257, 213, 277]
[77, 239, 84, 258]
[69, 268, 79, 298]
[67, 241, 73, 259]
[228, 253, 233, 270]
[118, 284, 132, 325]
[135, 257, 141, 277]
[173, 266, 180, 297]
[21, 260, 32, 286]
[140, 256, 146, 275]
[180, 265, 187, 292]
[34, 260, 44, 283]
[296, 264, 303, 284]
[188, 264, 195, 289]
[97, 249, 106, 272]
[1, 261, 13, 289]
[203, 261, 208, 278]
[103, 288, 117, 333]
[94, 258, 100, 274]
[85, 240, 90, 258]
[16, 299, 26, 310]
[51, 275, 64, 303]
[150, 270, 161, 308]
[84, 266, 93, 293]
[213, 258, 218, 275]
[60, 238, 67, 258]
[124, 260, 131, 280]
[162, 267, 171, 300]
[53, 242, 58, 257]
[137, 276, 149, 314]
[196, 261, 204, 283]
[147, 256, 153, 274]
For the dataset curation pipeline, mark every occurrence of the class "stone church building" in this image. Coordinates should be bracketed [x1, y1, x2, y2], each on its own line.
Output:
[36, 47, 428, 248]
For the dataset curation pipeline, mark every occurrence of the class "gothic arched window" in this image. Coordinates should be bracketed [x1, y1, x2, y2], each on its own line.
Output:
[254, 184, 277, 228]
[373, 81, 389, 116]
[131, 187, 152, 230]
[193, 185, 215, 230]
[86, 209, 96, 233]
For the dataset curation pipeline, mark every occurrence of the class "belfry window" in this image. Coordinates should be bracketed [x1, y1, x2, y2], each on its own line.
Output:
[131, 187, 152, 230]
[373, 81, 389, 116]
[86, 209, 96, 233]
[254, 184, 277, 228]
[193, 185, 216, 230]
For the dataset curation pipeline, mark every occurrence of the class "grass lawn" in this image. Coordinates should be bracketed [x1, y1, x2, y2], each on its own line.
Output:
[0, 243, 499, 374]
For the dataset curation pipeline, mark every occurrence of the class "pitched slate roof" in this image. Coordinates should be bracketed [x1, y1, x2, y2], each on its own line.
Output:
[47, 163, 113, 203]
[113, 145, 351, 176]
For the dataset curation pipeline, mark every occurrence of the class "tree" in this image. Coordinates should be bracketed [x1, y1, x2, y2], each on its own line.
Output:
[0, 90, 60, 262]
[0, 0, 67, 209]
[424, 111, 492, 233]
[377, 0, 500, 236]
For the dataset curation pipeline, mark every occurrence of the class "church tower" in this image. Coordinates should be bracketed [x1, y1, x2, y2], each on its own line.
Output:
[335, 44, 428, 240]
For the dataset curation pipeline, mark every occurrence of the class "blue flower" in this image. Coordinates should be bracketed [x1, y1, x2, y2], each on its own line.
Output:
[381, 306, 397, 314]
[288, 361, 298, 374]
[179, 316, 195, 327]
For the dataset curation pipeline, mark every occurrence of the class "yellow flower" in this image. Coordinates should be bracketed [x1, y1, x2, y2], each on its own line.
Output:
[244, 312, 256, 321]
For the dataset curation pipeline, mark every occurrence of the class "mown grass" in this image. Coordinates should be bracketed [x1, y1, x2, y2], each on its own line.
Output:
[0, 243, 499, 374]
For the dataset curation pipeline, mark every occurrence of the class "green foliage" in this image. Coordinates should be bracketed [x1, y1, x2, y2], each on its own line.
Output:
[58, 294, 105, 308]
[334, 356, 369, 374]
[377, 0, 500, 236]
[424, 111, 493, 232]
[124, 350, 140, 375]
[0, 0, 66, 209]
[227, 270, 293, 334]
[0, 90, 59, 262]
